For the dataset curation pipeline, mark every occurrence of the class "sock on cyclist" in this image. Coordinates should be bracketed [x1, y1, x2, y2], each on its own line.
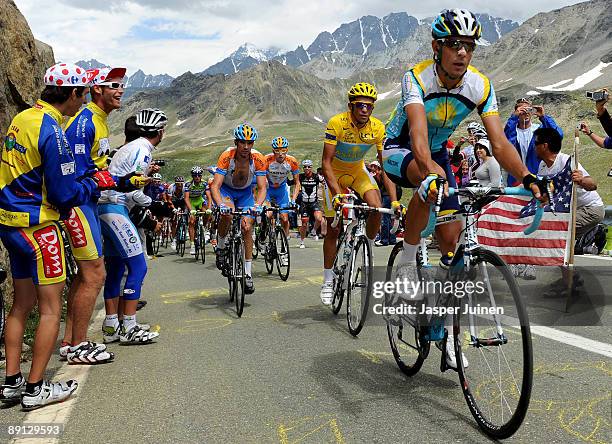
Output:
[399, 241, 419, 265]
[123, 315, 137, 331]
[245, 260, 252, 276]
[104, 314, 120, 330]
[323, 268, 334, 283]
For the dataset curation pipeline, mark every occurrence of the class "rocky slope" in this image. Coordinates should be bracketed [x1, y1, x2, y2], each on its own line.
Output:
[0, 0, 54, 132]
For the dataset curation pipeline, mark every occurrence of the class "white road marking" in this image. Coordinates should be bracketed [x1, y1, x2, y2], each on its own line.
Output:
[529, 325, 612, 359]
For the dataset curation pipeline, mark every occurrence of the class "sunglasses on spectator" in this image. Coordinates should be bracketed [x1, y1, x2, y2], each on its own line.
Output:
[351, 102, 375, 111]
[440, 39, 476, 53]
[99, 82, 125, 90]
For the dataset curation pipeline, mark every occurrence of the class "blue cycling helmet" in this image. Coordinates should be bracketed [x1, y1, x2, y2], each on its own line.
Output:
[233, 123, 258, 141]
[271, 136, 289, 149]
[431, 9, 482, 40]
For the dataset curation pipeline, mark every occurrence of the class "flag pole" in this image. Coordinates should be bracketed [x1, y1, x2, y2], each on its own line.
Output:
[565, 129, 579, 311]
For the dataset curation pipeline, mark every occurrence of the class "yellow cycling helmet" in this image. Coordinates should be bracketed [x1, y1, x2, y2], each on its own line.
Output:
[348, 82, 378, 102]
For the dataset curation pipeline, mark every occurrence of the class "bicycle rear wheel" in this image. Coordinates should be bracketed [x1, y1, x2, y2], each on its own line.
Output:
[331, 231, 348, 315]
[194, 220, 201, 261]
[177, 220, 186, 257]
[385, 241, 429, 376]
[264, 226, 274, 274]
[153, 230, 161, 255]
[346, 235, 372, 336]
[453, 248, 532, 439]
[234, 239, 246, 317]
[275, 227, 290, 281]
[252, 227, 259, 259]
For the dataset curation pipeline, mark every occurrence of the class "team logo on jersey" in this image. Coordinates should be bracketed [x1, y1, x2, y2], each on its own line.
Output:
[4, 133, 26, 153]
[61, 162, 75, 175]
[74, 143, 86, 154]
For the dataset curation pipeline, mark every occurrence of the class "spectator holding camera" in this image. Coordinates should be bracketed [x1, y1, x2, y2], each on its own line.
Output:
[580, 88, 612, 149]
[579, 121, 612, 149]
[594, 88, 611, 136]
[504, 98, 563, 186]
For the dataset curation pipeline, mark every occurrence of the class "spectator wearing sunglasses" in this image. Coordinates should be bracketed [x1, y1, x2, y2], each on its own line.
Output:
[59, 67, 127, 364]
[504, 97, 563, 186]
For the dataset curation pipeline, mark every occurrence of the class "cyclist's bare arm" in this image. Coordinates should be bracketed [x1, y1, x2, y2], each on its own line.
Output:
[255, 175, 267, 206]
[210, 173, 224, 207]
[205, 189, 212, 210]
[404, 103, 438, 179]
[322, 143, 342, 198]
[291, 173, 301, 202]
[184, 191, 192, 212]
[378, 150, 398, 202]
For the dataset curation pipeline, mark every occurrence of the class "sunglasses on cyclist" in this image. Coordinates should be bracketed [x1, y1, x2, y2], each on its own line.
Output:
[440, 39, 476, 53]
[351, 102, 375, 111]
[98, 82, 125, 90]
[303, 166, 312, 169]
[273, 148, 289, 153]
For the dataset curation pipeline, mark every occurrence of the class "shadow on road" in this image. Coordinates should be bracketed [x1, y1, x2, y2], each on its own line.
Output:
[309, 350, 480, 439]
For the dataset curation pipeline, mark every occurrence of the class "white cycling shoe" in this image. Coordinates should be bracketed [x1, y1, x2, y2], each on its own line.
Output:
[443, 335, 468, 370]
[21, 380, 78, 411]
[320, 281, 334, 305]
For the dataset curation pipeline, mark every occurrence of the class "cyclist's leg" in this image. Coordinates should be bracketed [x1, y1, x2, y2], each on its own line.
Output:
[272, 184, 291, 237]
[217, 185, 236, 248]
[61, 204, 106, 347]
[98, 204, 152, 340]
[299, 205, 309, 242]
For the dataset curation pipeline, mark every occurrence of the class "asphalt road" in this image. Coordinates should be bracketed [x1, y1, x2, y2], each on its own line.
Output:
[2, 236, 611, 443]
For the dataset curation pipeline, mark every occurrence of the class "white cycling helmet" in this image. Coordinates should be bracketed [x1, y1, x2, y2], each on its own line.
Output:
[152, 173, 162, 180]
[135, 108, 168, 132]
[467, 122, 485, 134]
[302, 159, 313, 167]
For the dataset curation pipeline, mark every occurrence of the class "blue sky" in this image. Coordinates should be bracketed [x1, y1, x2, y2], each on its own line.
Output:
[15, 0, 585, 77]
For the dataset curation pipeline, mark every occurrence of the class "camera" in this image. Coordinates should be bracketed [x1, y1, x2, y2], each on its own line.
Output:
[585, 91, 608, 101]
[152, 159, 166, 167]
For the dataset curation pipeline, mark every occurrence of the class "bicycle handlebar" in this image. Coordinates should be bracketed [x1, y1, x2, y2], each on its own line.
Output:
[420, 186, 545, 238]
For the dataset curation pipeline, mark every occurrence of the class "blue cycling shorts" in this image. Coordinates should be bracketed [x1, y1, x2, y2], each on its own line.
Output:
[265, 183, 291, 213]
[382, 138, 459, 212]
[219, 184, 255, 215]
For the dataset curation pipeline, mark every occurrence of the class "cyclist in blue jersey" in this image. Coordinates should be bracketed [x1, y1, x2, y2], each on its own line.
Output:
[382, 9, 550, 370]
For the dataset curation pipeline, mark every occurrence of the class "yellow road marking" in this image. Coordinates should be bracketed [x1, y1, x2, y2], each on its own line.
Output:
[277, 415, 345, 444]
[177, 318, 233, 333]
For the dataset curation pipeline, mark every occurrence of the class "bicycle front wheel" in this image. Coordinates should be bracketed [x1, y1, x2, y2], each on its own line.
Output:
[264, 227, 275, 274]
[385, 241, 429, 376]
[199, 224, 206, 264]
[275, 227, 290, 281]
[346, 235, 372, 336]
[234, 239, 246, 317]
[453, 248, 532, 439]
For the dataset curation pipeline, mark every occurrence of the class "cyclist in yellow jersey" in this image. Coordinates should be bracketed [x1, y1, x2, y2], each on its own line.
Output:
[319, 82, 398, 305]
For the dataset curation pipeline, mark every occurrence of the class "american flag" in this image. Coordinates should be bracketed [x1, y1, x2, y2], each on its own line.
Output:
[477, 157, 573, 266]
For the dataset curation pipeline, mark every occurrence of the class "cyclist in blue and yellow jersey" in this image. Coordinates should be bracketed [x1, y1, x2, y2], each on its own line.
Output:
[210, 123, 267, 294]
[0, 63, 114, 410]
[264, 137, 301, 238]
[60, 66, 126, 365]
[382, 9, 550, 369]
[320, 82, 397, 305]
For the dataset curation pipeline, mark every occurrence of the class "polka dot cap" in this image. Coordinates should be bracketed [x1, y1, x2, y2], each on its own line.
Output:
[44, 62, 92, 86]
